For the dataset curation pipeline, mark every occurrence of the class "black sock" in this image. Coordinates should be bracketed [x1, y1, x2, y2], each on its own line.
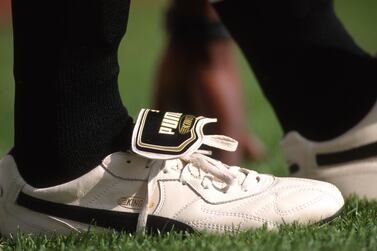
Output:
[11, 0, 133, 188]
[213, 0, 377, 141]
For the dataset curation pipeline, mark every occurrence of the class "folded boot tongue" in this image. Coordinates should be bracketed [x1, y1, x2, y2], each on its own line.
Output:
[131, 109, 238, 160]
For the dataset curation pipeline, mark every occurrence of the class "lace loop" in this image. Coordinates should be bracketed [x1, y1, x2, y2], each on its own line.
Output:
[181, 154, 237, 186]
[202, 135, 238, 152]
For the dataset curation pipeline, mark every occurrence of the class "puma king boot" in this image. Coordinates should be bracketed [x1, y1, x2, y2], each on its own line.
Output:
[0, 109, 343, 235]
[283, 101, 377, 199]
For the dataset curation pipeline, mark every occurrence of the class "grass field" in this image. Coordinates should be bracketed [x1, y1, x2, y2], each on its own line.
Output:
[1, 1, 377, 250]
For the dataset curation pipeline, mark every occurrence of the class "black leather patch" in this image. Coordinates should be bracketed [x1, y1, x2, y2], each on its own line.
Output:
[17, 192, 194, 234]
[316, 141, 377, 166]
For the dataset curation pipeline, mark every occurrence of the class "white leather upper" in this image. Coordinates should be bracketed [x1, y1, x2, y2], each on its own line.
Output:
[12, 151, 344, 232]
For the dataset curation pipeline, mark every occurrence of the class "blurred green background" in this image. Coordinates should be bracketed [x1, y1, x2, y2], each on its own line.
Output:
[0, 0, 376, 175]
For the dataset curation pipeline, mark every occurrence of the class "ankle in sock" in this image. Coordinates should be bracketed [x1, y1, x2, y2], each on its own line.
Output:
[212, 0, 377, 141]
[12, 0, 133, 188]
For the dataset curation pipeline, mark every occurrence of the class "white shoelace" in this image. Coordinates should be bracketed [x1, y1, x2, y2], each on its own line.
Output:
[136, 135, 261, 232]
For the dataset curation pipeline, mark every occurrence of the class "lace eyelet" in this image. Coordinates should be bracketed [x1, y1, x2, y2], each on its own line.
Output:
[181, 180, 187, 185]
[202, 185, 209, 189]
[163, 169, 168, 174]
[256, 176, 261, 182]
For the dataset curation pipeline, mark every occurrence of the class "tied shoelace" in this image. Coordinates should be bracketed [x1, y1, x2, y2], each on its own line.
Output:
[136, 135, 261, 232]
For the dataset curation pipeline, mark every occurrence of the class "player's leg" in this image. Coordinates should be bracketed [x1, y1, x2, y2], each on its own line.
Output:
[11, 0, 133, 188]
[155, 0, 264, 165]
[0, 0, 343, 235]
[211, 0, 377, 141]
[209, 0, 377, 198]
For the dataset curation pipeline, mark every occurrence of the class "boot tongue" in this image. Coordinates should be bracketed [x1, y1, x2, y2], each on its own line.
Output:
[131, 109, 238, 160]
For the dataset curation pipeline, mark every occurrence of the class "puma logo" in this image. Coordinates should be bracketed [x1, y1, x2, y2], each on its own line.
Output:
[179, 115, 195, 134]
[159, 112, 182, 135]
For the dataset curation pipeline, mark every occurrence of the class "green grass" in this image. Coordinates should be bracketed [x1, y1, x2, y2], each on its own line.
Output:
[1, 0, 377, 250]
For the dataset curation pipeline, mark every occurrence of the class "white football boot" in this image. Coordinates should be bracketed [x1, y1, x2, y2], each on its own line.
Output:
[283, 101, 377, 199]
[0, 109, 343, 235]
